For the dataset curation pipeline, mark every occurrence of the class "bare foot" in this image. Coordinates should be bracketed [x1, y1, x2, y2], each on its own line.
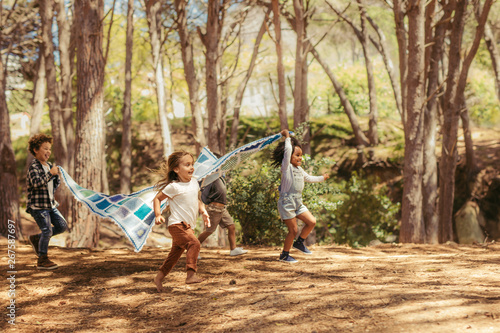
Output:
[154, 271, 166, 292]
[185, 271, 204, 284]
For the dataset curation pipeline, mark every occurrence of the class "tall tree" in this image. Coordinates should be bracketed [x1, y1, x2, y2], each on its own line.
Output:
[40, 0, 69, 170]
[356, 0, 378, 146]
[25, 54, 46, 170]
[271, 0, 289, 131]
[399, 0, 426, 243]
[175, 0, 207, 153]
[120, 0, 134, 194]
[229, 8, 271, 149]
[70, 0, 105, 248]
[438, 0, 493, 242]
[145, 0, 174, 158]
[199, 0, 225, 155]
[0, 47, 21, 238]
[56, 0, 75, 173]
[479, 7, 500, 102]
[174, 0, 206, 154]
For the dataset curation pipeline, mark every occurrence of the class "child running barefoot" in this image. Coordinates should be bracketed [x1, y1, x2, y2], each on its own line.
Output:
[26, 134, 68, 269]
[152, 151, 210, 292]
[272, 130, 329, 263]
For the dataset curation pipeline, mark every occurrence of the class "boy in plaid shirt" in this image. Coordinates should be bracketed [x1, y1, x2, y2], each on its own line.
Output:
[27, 134, 68, 269]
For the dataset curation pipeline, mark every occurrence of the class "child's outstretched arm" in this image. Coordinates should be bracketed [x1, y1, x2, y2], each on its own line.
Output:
[153, 192, 168, 225]
[302, 169, 330, 183]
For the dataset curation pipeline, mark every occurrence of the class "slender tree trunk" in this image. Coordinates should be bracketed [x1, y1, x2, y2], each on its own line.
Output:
[202, 0, 223, 155]
[56, 0, 75, 173]
[25, 54, 46, 170]
[175, 0, 205, 155]
[399, 0, 426, 243]
[229, 8, 270, 149]
[438, 0, 492, 242]
[460, 96, 478, 195]
[393, 0, 408, 129]
[366, 16, 402, 117]
[292, 0, 311, 153]
[120, 0, 134, 194]
[422, 3, 450, 244]
[0, 53, 21, 238]
[310, 47, 369, 147]
[40, 0, 68, 170]
[478, 10, 500, 102]
[357, 0, 378, 146]
[70, 0, 105, 248]
[145, 0, 173, 158]
[272, 0, 288, 130]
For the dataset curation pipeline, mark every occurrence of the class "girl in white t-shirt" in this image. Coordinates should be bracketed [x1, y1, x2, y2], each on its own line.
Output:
[152, 151, 210, 292]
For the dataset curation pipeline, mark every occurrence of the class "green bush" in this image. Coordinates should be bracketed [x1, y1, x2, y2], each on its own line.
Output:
[227, 153, 338, 246]
[325, 171, 400, 247]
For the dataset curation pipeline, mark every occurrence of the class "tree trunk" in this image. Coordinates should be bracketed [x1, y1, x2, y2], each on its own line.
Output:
[272, 0, 288, 131]
[479, 12, 500, 102]
[438, 0, 492, 243]
[56, 0, 75, 173]
[174, 0, 205, 155]
[229, 8, 270, 149]
[145, 0, 173, 158]
[70, 0, 105, 248]
[422, 3, 451, 244]
[460, 97, 478, 195]
[25, 54, 46, 170]
[366, 16, 403, 117]
[0, 54, 21, 238]
[310, 47, 369, 147]
[399, 0, 426, 243]
[120, 0, 134, 194]
[202, 0, 223, 155]
[393, 0, 408, 129]
[292, 0, 311, 154]
[40, 0, 68, 170]
[357, 0, 378, 146]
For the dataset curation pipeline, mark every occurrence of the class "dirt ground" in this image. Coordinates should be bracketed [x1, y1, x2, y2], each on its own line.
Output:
[2, 236, 500, 333]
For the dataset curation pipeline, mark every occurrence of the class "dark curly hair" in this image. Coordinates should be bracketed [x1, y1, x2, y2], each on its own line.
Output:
[271, 136, 302, 168]
[28, 134, 53, 156]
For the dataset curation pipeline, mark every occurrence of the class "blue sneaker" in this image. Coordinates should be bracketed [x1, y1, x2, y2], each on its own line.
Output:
[293, 241, 312, 254]
[279, 253, 298, 263]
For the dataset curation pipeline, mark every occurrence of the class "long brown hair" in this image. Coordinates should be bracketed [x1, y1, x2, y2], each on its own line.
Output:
[154, 151, 194, 191]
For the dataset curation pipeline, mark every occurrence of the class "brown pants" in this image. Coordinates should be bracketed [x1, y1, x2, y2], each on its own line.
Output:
[159, 222, 200, 275]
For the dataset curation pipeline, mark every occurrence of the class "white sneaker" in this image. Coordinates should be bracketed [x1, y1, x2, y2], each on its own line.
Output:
[230, 247, 248, 256]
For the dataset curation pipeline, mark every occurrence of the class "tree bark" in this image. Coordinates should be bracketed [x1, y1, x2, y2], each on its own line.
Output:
[292, 0, 310, 154]
[0, 51, 21, 238]
[174, 0, 205, 155]
[70, 0, 105, 248]
[393, 0, 408, 130]
[120, 0, 134, 194]
[229, 8, 270, 149]
[56, 0, 75, 173]
[357, 0, 378, 146]
[438, 0, 492, 243]
[145, 0, 174, 158]
[460, 96, 478, 195]
[422, 3, 451, 244]
[201, 0, 223, 155]
[272, 0, 289, 131]
[40, 0, 68, 170]
[25, 54, 46, 170]
[310, 47, 369, 147]
[477, 8, 500, 102]
[399, 0, 426, 243]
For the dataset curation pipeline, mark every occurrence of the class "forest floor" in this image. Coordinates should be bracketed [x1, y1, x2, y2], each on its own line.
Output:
[2, 235, 500, 333]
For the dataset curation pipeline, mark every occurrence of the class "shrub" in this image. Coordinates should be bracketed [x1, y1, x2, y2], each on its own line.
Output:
[325, 171, 400, 247]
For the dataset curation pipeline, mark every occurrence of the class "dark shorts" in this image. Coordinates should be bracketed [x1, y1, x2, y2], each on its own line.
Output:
[204, 205, 234, 233]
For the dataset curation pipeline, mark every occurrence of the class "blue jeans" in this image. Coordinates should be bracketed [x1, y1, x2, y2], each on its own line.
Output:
[30, 208, 68, 256]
